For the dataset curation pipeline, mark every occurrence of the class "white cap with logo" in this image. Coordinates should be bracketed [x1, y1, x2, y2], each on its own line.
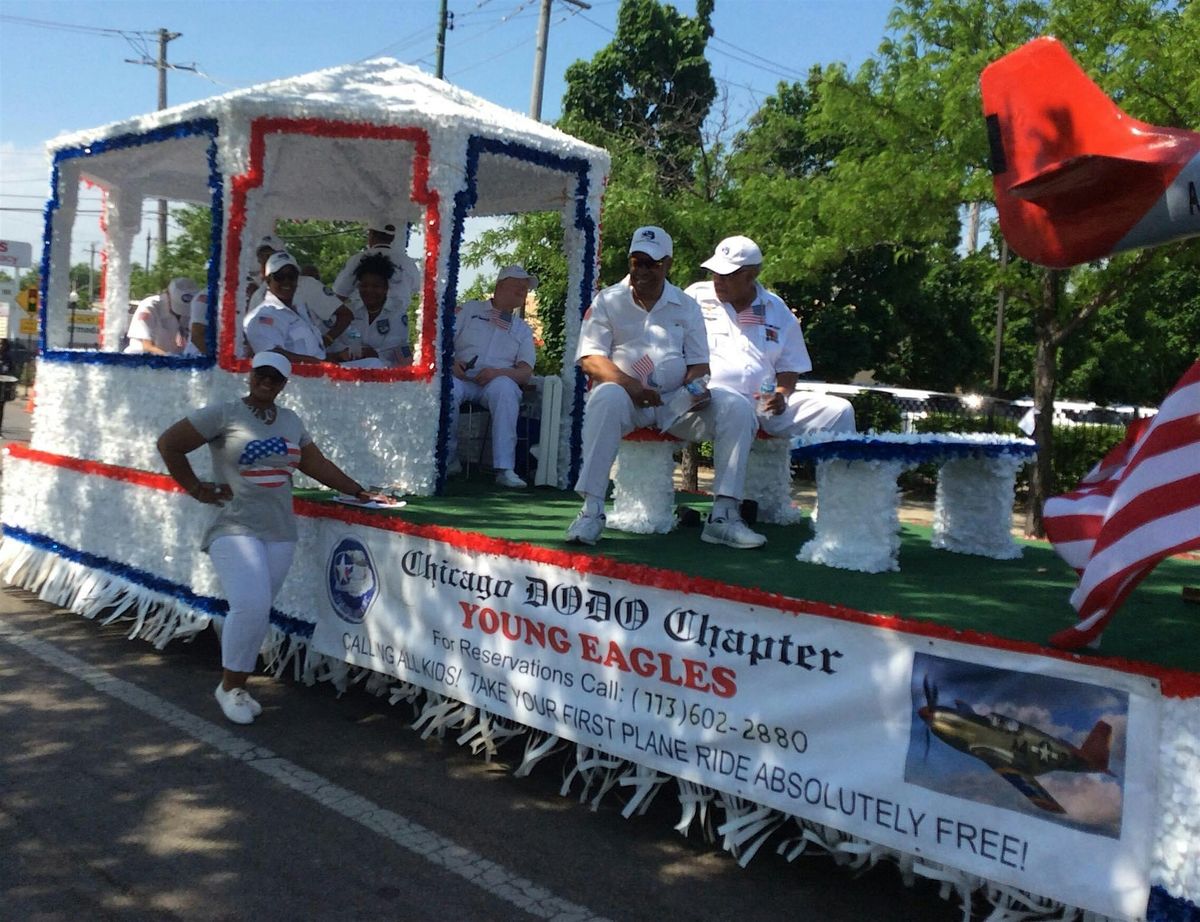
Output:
[701, 235, 764, 275]
[165, 277, 200, 315]
[495, 264, 539, 290]
[628, 226, 673, 261]
[252, 351, 292, 379]
[368, 218, 400, 236]
[265, 251, 300, 277]
[256, 234, 286, 253]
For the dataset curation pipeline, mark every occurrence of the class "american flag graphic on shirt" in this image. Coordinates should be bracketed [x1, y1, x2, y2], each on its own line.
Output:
[238, 436, 302, 488]
[488, 307, 512, 330]
[737, 304, 766, 328]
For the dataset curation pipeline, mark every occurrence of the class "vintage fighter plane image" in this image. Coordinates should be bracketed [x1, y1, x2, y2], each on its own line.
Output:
[981, 36, 1200, 269]
[916, 675, 1114, 815]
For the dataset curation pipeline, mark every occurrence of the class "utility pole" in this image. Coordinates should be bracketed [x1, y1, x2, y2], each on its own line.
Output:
[126, 28, 196, 270]
[88, 242, 97, 306]
[529, 0, 590, 120]
[435, 0, 452, 79]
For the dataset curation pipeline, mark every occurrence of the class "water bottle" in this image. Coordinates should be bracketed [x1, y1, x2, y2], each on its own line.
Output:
[757, 377, 777, 417]
[347, 327, 362, 360]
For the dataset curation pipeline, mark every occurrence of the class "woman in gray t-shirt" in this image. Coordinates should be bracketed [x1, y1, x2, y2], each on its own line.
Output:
[157, 352, 386, 725]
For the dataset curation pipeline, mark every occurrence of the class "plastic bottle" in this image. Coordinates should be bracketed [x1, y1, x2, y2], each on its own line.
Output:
[346, 327, 362, 360]
[757, 377, 777, 417]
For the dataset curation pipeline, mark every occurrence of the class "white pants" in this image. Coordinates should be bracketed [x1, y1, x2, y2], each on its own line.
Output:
[759, 391, 857, 437]
[209, 535, 296, 673]
[447, 375, 523, 470]
[575, 382, 757, 500]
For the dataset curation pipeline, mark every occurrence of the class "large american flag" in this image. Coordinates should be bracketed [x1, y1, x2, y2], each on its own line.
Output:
[1045, 359, 1200, 650]
[238, 436, 302, 489]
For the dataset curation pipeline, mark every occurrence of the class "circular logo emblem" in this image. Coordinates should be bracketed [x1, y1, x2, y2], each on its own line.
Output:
[327, 537, 378, 624]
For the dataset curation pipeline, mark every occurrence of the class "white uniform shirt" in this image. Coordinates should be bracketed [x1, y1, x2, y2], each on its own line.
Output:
[577, 278, 708, 393]
[332, 245, 420, 308]
[123, 294, 185, 354]
[454, 299, 535, 374]
[685, 280, 812, 396]
[343, 297, 411, 367]
[182, 292, 210, 357]
[243, 291, 326, 359]
[248, 276, 342, 324]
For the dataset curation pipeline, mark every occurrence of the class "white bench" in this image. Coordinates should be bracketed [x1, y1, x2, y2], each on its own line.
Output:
[792, 433, 1037, 573]
[607, 429, 803, 534]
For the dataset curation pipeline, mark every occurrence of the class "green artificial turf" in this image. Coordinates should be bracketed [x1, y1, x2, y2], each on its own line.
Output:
[300, 481, 1199, 675]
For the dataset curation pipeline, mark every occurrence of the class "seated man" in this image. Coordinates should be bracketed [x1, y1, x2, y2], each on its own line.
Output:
[123, 277, 198, 355]
[686, 235, 856, 437]
[566, 226, 765, 549]
[243, 252, 327, 364]
[332, 218, 420, 312]
[447, 265, 537, 488]
[182, 290, 210, 356]
[249, 235, 351, 351]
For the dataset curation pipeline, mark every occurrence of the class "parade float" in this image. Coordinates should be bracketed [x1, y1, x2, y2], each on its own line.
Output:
[1, 49, 1196, 922]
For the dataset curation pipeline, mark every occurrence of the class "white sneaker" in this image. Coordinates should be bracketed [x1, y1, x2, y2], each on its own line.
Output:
[702, 516, 767, 549]
[214, 682, 256, 725]
[446, 458, 463, 476]
[242, 689, 263, 717]
[495, 469, 527, 489]
[565, 511, 605, 545]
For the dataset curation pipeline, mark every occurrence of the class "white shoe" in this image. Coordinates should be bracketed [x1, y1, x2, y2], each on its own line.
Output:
[565, 511, 605, 545]
[215, 682, 256, 725]
[242, 689, 263, 717]
[702, 516, 767, 549]
[446, 458, 463, 476]
[495, 469, 527, 489]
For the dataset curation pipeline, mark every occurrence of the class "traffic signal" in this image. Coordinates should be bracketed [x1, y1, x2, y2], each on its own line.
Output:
[15, 287, 38, 312]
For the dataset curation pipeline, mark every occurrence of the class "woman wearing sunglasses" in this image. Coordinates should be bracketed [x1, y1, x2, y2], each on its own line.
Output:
[156, 351, 387, 725]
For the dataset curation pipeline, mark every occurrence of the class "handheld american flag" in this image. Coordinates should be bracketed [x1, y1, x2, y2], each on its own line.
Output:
[1045, 359, 1200, 650]
[630, 353, 655, 386]
[737, 304, 766, 328]
[488, 307, 512, 331]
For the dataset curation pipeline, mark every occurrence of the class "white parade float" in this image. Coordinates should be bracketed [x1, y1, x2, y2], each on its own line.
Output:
[2, 59, 1196, 922]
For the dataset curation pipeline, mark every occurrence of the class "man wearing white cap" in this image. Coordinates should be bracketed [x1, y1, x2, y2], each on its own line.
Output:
[447, 265, 538, 488]
[248, 234, 352, 351]
[566, 226, 765, 549]
[686, 235, 856, 438]
[123, 277, 198, 355]
[243, 252, 327, 363]
[331, 217, 420, 313]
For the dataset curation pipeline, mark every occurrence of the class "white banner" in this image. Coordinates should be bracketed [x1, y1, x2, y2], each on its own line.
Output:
[310, 521, 1160, 920]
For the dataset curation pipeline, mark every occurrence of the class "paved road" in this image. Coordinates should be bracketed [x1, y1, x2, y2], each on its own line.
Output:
[0, 587, 960, 921]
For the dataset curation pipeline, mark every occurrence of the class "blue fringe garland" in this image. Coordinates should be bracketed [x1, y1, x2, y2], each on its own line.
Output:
[1149, 885, 1200, 922]
[39, 118, 222, 369]
[790, 436, 1037, 464]
[1, 523, 313, 639]
[436, 134, 596, 492]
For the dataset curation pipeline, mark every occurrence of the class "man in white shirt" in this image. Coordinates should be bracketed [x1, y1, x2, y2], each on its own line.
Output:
[243, 252, 326, 363]
[247, 235, 350, 352]
[686, 236, 855, 437]
[123, 277, 197, 355]
[566, 226, 765, 549]
[448, 265, 537, 488]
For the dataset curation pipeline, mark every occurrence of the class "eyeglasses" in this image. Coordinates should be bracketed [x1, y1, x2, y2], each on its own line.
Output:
[628, 256, 666, 271]
[252, 368, 287, 385]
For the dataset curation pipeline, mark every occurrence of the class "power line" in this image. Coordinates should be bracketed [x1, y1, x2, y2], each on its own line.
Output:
[0, 13, 156, 38]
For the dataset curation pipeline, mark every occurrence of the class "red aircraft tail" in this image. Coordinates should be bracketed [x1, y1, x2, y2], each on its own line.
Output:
[1078, 719, 1113, 774]
[981, 37, 1200, 268]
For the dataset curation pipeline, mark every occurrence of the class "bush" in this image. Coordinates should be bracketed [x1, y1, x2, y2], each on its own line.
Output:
[914, 413, 1022, 435]
[1049, 423, 1125, 494]
[850, 391, 902, 433]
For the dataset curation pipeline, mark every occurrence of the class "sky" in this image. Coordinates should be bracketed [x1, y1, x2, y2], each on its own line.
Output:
[0, 0, 898, 269]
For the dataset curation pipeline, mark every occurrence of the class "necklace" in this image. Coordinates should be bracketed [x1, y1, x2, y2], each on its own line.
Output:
[243, 399, 277, 424]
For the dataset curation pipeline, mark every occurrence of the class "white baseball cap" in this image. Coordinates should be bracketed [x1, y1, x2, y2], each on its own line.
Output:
[165, 277, 199, 314]
[251, 351, 292, 379]
[628, 226, 673, 261]
[496, 264, 538, 290]
[368, 218, 400, 236]
[265, 251, 300, 277]
[701, 235, 763, 274]
[256, 234, 285, 253]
